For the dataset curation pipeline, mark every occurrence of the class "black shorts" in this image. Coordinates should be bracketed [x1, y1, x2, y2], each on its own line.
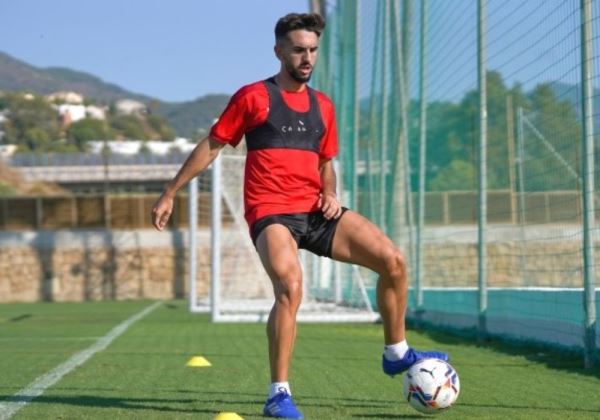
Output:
[250, 208, 349, 258]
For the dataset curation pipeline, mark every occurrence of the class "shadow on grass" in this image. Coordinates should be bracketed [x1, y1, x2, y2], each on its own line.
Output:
[7, 314, 32, 322]
[408, 320, 600, 379]
[1, 394, 205, 414]
[0, 394, 261, 417]
[0, 390, 426, 418]
[459, 401, 600, 414]
[350, 415, 423, 419]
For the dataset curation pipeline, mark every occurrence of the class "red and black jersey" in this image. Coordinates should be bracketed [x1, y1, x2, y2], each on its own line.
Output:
[210, 77, 338, 227]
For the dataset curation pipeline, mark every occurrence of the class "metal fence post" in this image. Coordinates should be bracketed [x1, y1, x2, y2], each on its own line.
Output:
[380, 0, 390, 232]
[477, 0, 488, 341]
[516, 107, 529, 287]
[35, 197, 43, 229]
[353, 0, 360, 210]
[416, 0, 428, 319]
[580, 0, 597, 369]
[188, 176, 198, 313]
[210, 155, 222, 322]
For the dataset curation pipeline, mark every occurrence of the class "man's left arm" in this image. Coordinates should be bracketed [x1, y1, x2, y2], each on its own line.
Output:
[318, 158, 343, 220]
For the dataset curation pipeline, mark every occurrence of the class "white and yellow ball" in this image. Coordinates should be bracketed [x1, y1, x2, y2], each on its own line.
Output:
[402, 358, 460, 414]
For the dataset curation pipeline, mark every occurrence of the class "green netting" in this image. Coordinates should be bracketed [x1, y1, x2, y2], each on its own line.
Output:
[311, 0, 599, 362]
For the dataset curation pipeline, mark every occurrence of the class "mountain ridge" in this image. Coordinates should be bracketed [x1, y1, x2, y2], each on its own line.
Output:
[0, 51, 229, 137]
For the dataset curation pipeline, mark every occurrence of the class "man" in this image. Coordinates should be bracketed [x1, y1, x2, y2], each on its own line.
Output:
[152, 12, 448, 419]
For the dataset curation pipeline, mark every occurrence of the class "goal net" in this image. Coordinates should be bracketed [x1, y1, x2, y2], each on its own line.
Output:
[188, 147, 379, 322]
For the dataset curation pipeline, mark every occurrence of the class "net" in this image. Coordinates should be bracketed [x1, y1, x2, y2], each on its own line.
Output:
[312, 0, 599, 362]
[188, 146, 378, 322]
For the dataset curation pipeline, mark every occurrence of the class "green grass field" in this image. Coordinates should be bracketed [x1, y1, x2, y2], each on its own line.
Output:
[1, 300, 599, 419]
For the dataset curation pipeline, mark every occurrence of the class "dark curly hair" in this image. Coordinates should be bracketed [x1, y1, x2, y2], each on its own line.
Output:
[275, 13, 326, 43]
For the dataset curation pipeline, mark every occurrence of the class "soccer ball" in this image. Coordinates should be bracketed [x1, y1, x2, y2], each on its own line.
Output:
[402, 358, 460, 414]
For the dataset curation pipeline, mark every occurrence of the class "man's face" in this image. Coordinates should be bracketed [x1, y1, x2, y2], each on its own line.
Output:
[276, 29, 319, 83]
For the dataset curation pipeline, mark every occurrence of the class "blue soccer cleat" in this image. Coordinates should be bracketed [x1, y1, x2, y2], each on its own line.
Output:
[382, 348, 449, 377]
[263, 390, 304, 419]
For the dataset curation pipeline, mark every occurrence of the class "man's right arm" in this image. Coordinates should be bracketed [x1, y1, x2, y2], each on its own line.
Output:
[151, 136, 225, 230]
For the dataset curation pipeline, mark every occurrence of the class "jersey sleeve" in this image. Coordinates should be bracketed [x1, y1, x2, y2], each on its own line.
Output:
[209, 84, 266, 147]
[317, 94, 338, 160]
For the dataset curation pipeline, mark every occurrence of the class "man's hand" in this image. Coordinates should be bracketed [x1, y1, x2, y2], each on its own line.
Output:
[152, 193, 174, 231]
[318, 192, 342, 220]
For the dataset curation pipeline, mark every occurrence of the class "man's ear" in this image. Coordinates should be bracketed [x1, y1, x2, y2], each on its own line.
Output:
[274, 43, 283, 60]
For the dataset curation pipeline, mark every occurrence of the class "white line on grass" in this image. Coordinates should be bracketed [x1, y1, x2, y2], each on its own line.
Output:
[0, 301, 162, 420]
[0, 337, 104, 341]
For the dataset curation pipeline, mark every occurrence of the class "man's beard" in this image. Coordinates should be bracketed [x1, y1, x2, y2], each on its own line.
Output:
[286, 64, 312, 83]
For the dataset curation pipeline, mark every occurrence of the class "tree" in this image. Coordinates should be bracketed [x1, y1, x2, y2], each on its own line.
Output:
[414, 71, 581, 192]
[429, 160, 476, 191]
[67, 118, 111, 150]
[1, 91, 179, 152]
[147, 114, 175, 140]
[524, 84, 581, 191]
[23, 127, 51, 151]
[110, 115, 148, 140]
[3, 93, 60, 151]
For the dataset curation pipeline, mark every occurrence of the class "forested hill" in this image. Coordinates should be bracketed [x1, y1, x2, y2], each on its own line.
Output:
[0, 51, 229, 137]
[0, 51, 152, 103]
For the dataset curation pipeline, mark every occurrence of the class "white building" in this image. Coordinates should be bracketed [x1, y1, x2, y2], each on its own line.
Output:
[85, 105, 107, 120]
[115, 99, 147, 116]
[87, 138, 195, 155]
[0, 111, 6, 142]
[56, 104, 86, 123]
[0, 144, 18, 158]
[46, 91, 84, 104]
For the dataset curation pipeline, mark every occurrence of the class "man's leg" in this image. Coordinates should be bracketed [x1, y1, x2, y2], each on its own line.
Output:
[256, 224, 304, 419]
[330, 210, 447, 375]
[330, 210, 407, 344]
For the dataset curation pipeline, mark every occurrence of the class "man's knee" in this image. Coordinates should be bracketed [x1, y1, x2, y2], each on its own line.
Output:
[271, 262, 303, 305]
[382, 247, 407, 278]
[274, 277, 303, 307]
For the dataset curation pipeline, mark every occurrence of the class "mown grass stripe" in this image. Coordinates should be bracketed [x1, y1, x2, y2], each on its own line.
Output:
[0, 301, 162, 420]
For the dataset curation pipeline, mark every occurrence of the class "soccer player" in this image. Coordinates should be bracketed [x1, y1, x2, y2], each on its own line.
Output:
[152, 12, 448, 419]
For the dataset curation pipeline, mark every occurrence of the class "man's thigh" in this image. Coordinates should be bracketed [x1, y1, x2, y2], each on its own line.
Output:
[330, 210, 397, 273]
[256, 224, 302, 287]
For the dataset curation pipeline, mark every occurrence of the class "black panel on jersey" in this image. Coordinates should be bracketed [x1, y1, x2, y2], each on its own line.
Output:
[245, 77, 325, 153]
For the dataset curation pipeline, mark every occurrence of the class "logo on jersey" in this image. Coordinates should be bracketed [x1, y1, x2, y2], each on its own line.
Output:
[281, 120, 307, 133]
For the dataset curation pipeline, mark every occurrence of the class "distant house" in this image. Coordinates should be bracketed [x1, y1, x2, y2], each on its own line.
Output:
[87, 138, 195, 155]
[46, 91, 84, 104]
[115, 99, 147, 116]
[0, 111, 6, 140]
[0, 144, 18, 157]
[56, 104, 86, 126]
[85, 105, 107, 120]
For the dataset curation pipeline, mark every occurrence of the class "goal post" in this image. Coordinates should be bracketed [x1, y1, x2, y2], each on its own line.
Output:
[188, 149, 379, 322]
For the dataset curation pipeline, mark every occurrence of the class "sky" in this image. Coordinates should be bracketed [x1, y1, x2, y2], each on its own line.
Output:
[1, 1, 596, 105]
[0, 0, 309, 102]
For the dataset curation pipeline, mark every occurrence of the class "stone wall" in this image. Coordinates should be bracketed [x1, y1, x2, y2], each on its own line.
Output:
[421, 242, 584, 287]
[0, 225, 596, 302]
[0, 230, 210, 303]
[415, 225, 593, 288]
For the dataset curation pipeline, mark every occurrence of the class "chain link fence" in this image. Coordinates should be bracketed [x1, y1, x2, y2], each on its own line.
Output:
[312, 0, 599, 367]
